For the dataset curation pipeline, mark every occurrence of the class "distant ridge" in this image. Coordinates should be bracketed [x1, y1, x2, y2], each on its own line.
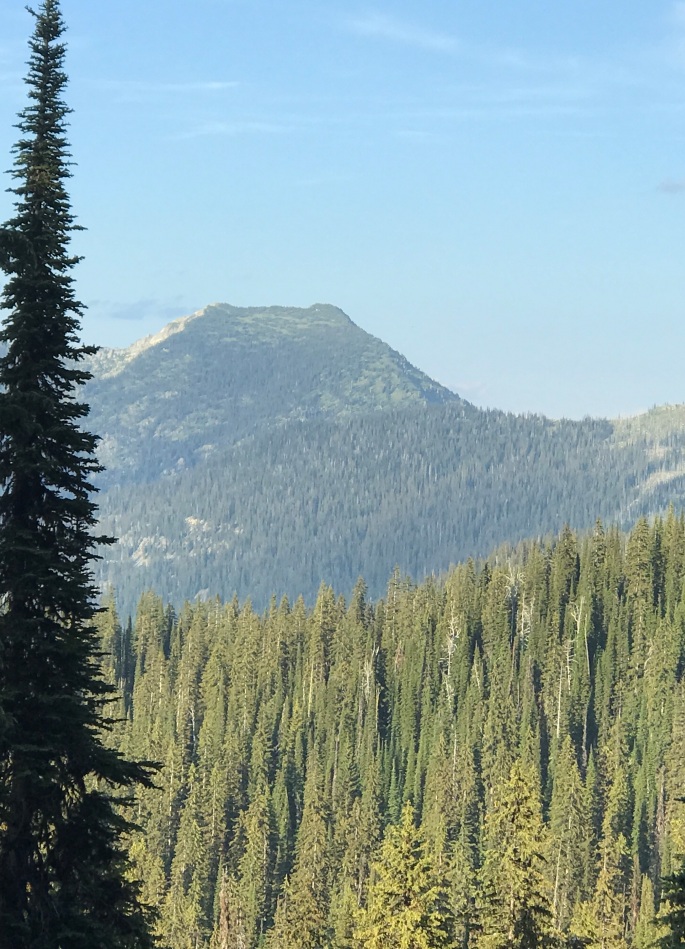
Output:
[83, 303, 685, 615]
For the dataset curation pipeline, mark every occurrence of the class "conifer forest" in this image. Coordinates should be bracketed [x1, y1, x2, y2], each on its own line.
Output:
[4, 2, 685, 949]
[104, 515, 685, 948]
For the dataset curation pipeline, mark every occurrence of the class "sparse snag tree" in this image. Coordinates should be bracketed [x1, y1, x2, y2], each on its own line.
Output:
[0, 2, 155, 945]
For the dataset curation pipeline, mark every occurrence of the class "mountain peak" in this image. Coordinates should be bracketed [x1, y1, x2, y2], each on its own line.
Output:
[85, 302, 463, 487]
[91, 303, 359, 379]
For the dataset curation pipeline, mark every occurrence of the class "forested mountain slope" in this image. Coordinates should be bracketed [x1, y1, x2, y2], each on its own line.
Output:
[103, 516, 685, 948]
[84, 303, 685, 614]
[85, 302, 460, 488]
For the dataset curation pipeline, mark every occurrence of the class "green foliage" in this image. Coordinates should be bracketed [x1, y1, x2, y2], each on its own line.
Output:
[477, 762, 556, 949]
[268, 757, 330, 949]
[65, 299, 685, 615]
[0, 3, 154, 944]
[95, 516, 685, 947]
[660, 862, 685, 949]
[354, 801, 453, 949]
[85, 301, 459, 491]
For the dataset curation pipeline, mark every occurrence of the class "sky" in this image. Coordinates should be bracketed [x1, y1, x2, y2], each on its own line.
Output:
[0, 1, 684, 419]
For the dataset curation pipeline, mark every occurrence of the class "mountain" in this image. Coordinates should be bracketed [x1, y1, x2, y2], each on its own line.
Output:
[84, 303, 685, 615]
[86, 302, 460, 488]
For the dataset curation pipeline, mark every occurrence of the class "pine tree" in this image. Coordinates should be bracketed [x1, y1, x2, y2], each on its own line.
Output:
[274, 755, 330, 949]
[549, 736, 586, 932]
[571, 836, 628, 949]
[634, 875, 662, 949]
[355, 800, 453, 949]
[210, 873, 247, 949]
[235, 784, 275, 947]
[0, 2, 154, 945]
[477, 761, 556, 949]
[660, 861, 685, 949]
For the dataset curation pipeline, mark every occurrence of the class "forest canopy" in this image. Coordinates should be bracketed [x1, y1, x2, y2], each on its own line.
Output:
[102, 513, 685, 948]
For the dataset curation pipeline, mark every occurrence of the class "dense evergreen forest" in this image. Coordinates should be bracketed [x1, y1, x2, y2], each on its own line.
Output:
[102, 513, 685, 948]
[98, 403, 685, 616]
[10, 5, 685, 948]
[79, 301, 685, 616]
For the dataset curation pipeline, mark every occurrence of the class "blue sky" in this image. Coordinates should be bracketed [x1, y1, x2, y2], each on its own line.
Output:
[0, 1, 684, 418]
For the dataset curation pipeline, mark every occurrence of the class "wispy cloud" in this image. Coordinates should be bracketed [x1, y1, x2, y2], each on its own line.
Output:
[88, 298, 191, 323]
[98, 79, 239, 102]
[346, 13, 596, 75]
[177, 118, 294, 139]
[658, 177, 685, 193]
[348, 12, 459, 53]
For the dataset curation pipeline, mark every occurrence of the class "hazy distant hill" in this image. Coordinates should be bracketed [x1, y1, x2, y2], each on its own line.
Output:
[84, 303, 685, 615]
[86, 303, 460, 488]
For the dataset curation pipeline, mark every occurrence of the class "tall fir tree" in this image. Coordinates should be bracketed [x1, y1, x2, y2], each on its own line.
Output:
[660, 861, 685, 949]
[354, 801, 453, 949]
[477, 761, 556, 949]
[0, 2, 154, 945]
[268, 755, 330, 949]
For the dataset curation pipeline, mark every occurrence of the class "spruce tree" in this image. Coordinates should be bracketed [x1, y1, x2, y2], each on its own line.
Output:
[477, 761, 556, 949]
[355, 801, 453, 949]
[269, 756, 330, 949]
[0, 2, 154, 945]
[660, 862, 685, 949]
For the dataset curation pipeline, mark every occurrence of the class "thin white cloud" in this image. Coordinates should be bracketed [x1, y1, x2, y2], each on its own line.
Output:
[87, 298, 191, 324]
[99, 79, 239, 102]
[348, 12, 459, 53]
[177, 119, 293, 139]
